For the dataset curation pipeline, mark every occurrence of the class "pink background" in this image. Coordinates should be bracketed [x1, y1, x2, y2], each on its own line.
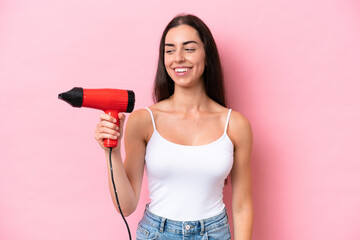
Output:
[1, 0, 359, 239]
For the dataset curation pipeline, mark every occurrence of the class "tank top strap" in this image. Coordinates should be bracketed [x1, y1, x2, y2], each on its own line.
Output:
[145, 107, 157, 131]
[224, 109, 232, 134]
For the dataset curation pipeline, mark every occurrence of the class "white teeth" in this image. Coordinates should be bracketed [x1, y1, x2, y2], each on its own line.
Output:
[175, 68, 188, 73]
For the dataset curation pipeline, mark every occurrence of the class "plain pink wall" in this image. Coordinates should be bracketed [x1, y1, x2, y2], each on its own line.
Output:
[1, 0, 359, 239]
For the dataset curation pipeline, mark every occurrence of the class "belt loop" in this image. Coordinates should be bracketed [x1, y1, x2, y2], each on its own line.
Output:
[159, 217, 166, 233]
[200, 220, 205, 235]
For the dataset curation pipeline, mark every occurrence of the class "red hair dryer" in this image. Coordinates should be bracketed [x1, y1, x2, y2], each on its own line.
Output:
[58, 87, 135, 148]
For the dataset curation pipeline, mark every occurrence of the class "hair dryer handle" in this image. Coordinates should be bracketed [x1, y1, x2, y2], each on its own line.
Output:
[104, 110, 120, 148]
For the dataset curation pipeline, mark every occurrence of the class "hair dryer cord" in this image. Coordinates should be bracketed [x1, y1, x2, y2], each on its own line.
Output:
[109, 147, 132, 240]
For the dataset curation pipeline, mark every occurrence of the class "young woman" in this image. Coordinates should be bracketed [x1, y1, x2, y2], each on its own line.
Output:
[95, 14, 253, 240]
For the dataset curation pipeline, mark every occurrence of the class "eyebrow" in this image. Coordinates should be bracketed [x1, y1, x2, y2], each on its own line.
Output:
[165, 41, 199, 47]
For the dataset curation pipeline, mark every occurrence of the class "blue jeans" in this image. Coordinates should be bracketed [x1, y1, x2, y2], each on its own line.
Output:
[136, 205, 231, 240]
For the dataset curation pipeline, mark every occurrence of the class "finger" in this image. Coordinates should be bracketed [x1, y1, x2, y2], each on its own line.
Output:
[97, 132, 119, 140]
[100, 113, 117, 123]
[99, 120, 119, 131]
[118, 112, 126, 120]
[97, 125, 120, 136]
[95, 129, 119, 143]
[119, 115, 126, 130]
[97, 124, 120, 135]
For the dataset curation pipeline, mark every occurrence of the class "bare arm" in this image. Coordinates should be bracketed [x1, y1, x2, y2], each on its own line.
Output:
[95, 109, 149, 216]
[228, 111, 253, 240]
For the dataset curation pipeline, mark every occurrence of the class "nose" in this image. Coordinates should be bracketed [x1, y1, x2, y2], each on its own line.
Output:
[174, 49, 185, 62]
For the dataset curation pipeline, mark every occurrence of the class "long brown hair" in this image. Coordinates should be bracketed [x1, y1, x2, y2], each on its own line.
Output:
[153, 14, 227, 107]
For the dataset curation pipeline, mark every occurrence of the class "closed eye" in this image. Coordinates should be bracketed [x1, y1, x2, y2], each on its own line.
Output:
[165, 49, 175, 54]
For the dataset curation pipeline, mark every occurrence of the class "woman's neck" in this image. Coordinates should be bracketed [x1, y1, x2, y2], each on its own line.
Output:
[169, 85, 211, 112]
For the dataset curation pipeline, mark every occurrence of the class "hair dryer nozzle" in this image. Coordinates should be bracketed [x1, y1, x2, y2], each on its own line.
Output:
[58, 87, 83, 107]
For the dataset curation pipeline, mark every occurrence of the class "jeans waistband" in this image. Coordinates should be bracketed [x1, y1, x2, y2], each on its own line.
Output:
[142, 204, 229, 235]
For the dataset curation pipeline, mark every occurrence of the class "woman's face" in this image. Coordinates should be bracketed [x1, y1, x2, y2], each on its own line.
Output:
[164, 24, 206, 88]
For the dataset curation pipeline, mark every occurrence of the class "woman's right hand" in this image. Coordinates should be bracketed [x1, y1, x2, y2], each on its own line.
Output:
[95, 113, 126, 151]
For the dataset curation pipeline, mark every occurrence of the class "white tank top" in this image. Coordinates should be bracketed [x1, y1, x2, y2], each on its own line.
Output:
[144, 108, 234, 221]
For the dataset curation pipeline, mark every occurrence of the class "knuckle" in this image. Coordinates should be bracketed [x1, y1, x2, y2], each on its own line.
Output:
[100, 114, 107, 120]
[102, 122, 110, 129]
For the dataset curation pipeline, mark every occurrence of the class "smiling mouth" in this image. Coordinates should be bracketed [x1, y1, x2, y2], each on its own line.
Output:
[174, 68, 190, 73]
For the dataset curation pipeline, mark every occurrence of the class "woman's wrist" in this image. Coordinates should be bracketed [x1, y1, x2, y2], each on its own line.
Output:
[104, 145, 121, 155]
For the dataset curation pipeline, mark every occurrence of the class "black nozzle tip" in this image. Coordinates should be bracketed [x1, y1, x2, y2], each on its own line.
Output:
[58, 87, 83, 108]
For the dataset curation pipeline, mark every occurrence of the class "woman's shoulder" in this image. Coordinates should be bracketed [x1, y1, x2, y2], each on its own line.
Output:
[127, 100, 168, 124]
[228, 109, 252, 145]
[141, 100, 173, 117]
[125, 107, 158, 143]
[126, 108, 154, 135]
[229, 109, 250, 125]
[147, 100, 170, 111]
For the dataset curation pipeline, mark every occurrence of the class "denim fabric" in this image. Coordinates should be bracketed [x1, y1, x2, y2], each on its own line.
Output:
[136, 205, 231, 240]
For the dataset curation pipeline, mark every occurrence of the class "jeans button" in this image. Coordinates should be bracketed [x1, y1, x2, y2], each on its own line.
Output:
[185, 225, 191, 230]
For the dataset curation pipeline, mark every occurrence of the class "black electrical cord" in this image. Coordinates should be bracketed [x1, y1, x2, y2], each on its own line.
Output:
[108, 147, 132, 240]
